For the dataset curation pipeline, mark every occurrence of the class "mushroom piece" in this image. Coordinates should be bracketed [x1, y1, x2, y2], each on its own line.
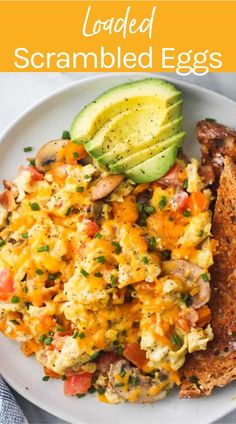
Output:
[90, 175, 124, 201]
[107, 359, 170, 403]
[35, 139, 69, 172]
[162, 260, 210, 309]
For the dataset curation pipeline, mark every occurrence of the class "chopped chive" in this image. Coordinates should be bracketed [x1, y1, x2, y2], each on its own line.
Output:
[112, 241, 122, 254]
[48, 273, 60, 281]
[65, 207, 71, 217]
[158, 196, 167, 210]
[95, 272, 102, 278]
[114, 383, 124, 387]
[205, 118, 216, 122]
[96, 256, 106, 264]
[171, 334, 181, 345]
[0, 239, 6, 248]
[97, 387, 105, 395]
[117, 346, 123, 356]
[79, 332, 85, 339]
[24, 146, 33, 152]
[183, 179, 188, 189]
[21, 232, 28, 239]
[23, 287, 28, 293]
[28, 158, 35, 166]
[110, 274, 117, 286]
[120, 365, 126, 377]
[76, 186, 84, 193]
[72, 331, 79, 339]
[62, 130, 71, 140]
[129, 376, 139, 386]
[39, 335, 46, 343]
[73, 152, 79, 159]
[145, 205, 156, 215]
[198, 230, 205, 237]
[95, 233, 102, 239]
[42, 376, 50, 381]
[183, 210, 191, 217]
[80, 268, 89, 278]
[142, 256, 149, 264]
[30, 202, 40, 211]
[84, 175, 90, 180]
[44, 337, 53, 346]
[162, 250, 171, 260]
[183, 293, 193, 306]
[36, 269, 44, 275]
[88, 386, 96, 394]
[11, 296, 20, 304]
[9, 319, 20, 325]
[77, 394, 85, 398]
[201, 273, 209, 282]
[37, 245, 49, 253]
[56, 327, 65, 332]
[148, 236, 156, 251]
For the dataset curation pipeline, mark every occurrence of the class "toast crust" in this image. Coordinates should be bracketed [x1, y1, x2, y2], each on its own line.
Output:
[180, 156, 236, 397]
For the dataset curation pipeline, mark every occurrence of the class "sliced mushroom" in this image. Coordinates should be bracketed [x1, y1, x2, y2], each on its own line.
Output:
[162, 260, 210, 309]
[90, 175, 124, 201]
[0, 189, 17, 212]
[107, 359, 170, 403]
[35, 139, 68, 172]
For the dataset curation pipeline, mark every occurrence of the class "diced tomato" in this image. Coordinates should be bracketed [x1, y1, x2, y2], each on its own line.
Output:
[157, 164, 182, 187]
[19, 166, 44, 181]
[96, 352, 119, 374]
[85, 221, 100, 238]
[187, 191, 208, 213]
[0, 269, 14, 301]
[171, 191, 189, 212]
[123, 343, 147, 368]
[64, 372, 93, 396]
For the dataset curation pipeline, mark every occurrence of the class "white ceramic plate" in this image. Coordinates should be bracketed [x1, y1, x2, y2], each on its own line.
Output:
[1, 73, 236, 424]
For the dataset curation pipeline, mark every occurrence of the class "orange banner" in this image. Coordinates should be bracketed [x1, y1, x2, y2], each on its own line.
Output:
[0, 1, 235, 73]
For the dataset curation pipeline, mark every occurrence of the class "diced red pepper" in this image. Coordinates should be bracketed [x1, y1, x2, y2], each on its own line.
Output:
[123, 343, 147, 368]
[64, 372, 93, 396]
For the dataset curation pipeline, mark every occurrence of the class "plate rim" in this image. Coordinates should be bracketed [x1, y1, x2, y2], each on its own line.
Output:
[1, 72, 236, 424]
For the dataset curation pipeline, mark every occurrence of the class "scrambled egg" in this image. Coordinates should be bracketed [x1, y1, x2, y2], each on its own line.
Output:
[0, 145, 214, 402]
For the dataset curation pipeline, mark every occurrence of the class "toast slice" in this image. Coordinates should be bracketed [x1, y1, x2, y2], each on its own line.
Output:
[180, 123, 236, 397]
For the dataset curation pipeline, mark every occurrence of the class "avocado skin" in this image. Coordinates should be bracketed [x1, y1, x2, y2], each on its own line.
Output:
[125, 143, 179, 183]
[70, 78, 182, 143]
[110, 131, 185, 174]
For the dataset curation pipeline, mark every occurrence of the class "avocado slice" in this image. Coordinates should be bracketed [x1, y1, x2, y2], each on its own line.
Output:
[85, 102, 182, 159]
[70, 79, 182, 143]
[98, 116, 183, 167]
[125, 143, 179, 183]
[110, 131, 185, 174]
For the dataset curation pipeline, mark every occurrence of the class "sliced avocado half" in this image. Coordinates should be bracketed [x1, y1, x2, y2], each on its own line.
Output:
[125, 143, 179, 183]
[70, 79, 182, 143]
[98, 116, 183, 167]
[85, 101, 183, 159]
[110, 131, 185, 174]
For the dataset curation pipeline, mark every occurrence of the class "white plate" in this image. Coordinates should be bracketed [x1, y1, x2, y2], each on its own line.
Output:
[1, 73, 236, 424]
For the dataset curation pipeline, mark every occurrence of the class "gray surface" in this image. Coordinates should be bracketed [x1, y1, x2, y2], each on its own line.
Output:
[1, 72, 236, 424]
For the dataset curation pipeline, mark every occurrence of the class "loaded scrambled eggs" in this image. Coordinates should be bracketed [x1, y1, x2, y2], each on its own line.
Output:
[0, 141, 214, 403]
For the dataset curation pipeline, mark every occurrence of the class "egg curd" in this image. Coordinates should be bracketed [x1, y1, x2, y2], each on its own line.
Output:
[0, 142, 214, 403]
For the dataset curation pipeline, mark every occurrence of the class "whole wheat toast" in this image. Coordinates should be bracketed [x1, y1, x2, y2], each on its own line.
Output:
[180, 124, 236, 397]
